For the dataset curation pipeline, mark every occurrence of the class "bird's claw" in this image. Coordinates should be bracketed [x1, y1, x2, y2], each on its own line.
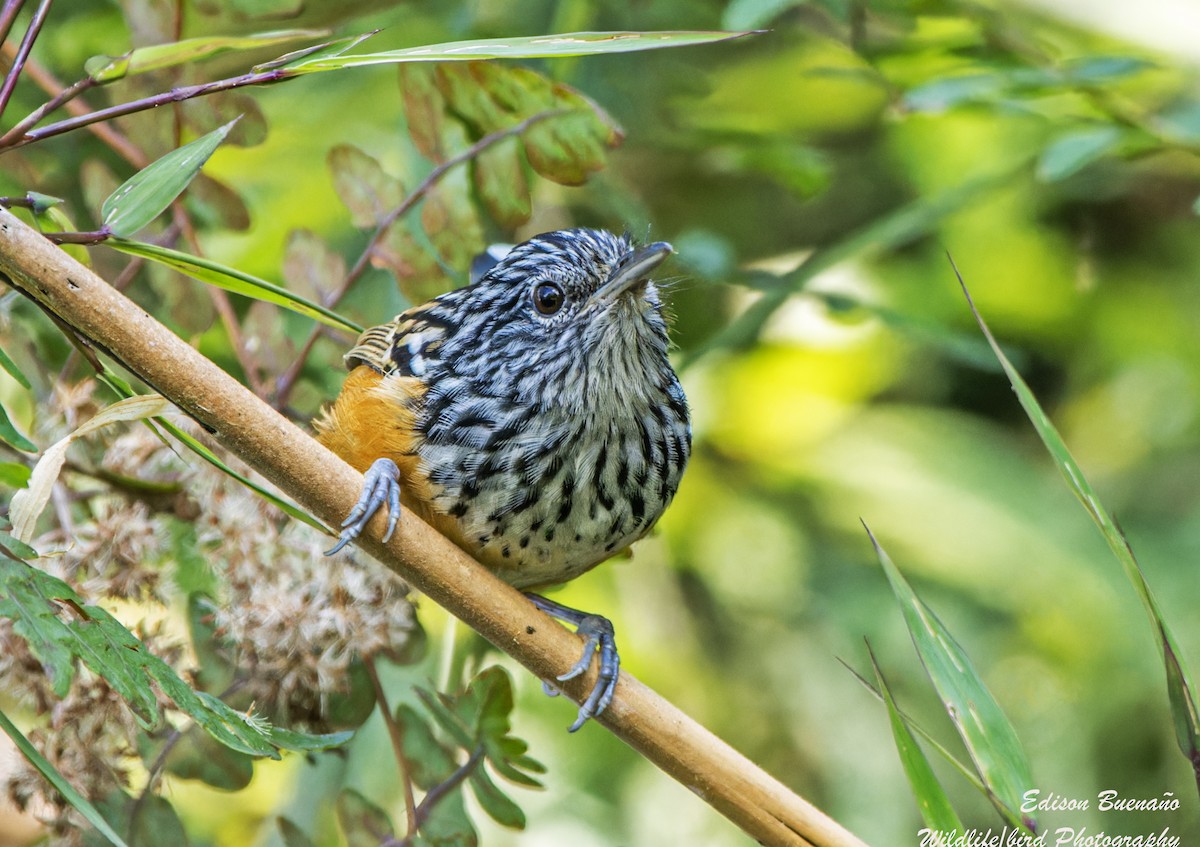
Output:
[526, 594, 620, 732]
[325, 458, 401, 555]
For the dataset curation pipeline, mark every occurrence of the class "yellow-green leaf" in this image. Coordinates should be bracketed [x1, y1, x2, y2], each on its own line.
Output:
[285, 30, 759, 74]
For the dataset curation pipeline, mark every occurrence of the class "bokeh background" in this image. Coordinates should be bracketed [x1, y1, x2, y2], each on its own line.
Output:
[3, 0, 1200, 844]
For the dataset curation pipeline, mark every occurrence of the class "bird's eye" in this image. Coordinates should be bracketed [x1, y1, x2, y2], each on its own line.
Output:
[532, 282, 565, 315]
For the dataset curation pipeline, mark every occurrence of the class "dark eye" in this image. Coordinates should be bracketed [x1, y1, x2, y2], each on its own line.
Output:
[532, 282, 565, 315]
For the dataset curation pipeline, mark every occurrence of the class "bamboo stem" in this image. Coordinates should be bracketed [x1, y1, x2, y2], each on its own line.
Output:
[0, 209, 869, 847]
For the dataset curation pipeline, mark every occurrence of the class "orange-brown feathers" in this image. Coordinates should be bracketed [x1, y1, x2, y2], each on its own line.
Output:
[314, 365, 432, 502]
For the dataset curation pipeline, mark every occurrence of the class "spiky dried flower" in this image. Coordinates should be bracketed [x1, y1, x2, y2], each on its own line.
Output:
[3, 398, 420, 833]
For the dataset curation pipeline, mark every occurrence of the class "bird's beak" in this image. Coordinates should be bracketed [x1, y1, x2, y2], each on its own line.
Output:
[593, 241, 673, 303]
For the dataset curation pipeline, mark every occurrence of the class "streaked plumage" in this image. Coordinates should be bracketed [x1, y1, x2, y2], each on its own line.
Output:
[315, 228, 691, 728]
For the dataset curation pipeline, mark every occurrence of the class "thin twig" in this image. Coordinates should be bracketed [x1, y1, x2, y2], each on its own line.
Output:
[2, 48, 146, 166]
[0, 73, 95, 146]
[0, 0, 27, 50]
[411, 746, 484, 832]
[7, 67, 287, 150]
[272, 109, 565, 407]
[364, 655, 419, 836]
[0, 0, 50, 121]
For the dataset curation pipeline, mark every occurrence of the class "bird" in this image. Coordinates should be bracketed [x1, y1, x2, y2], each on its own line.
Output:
[314, 228, 691, 731]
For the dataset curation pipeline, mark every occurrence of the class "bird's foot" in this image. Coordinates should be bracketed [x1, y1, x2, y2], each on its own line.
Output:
[526, 593, 620, 732]
[325, 458, 401, 555]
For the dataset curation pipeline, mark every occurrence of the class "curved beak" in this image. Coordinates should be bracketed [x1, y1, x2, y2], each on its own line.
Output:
[592, 241, 673, 303]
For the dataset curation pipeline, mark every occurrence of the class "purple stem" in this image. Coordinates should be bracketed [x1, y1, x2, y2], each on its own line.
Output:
[0, 0, 26, 48]
[5, 66, 288, 150]
[0, 0, 51, 121]
[0, 72, 94, 146]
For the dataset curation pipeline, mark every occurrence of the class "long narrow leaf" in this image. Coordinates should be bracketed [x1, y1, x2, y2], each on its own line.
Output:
[866, 523, 1036, 831]
[840, 658, 986, 792]
[102, 121, 238, 238]
[107, 239, 361, 334]
[284, 30, 758, 73]
[0, 344, 31, 388]
[0, 707, 129, 847]
[953, 258, 1200, 791]
[0, 401, 34, 452]
[867, 644, 964, 833]
[9, 395, 173, 542]
[86, 29, 327, 82]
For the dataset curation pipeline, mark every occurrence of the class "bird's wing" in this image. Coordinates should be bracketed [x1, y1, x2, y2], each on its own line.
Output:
[344, 303, 451, 379]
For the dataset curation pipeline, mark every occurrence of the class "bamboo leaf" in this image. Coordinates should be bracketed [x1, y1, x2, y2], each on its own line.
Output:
[866, 524, 1036, 830]
[102, 121, 238, 238]
[106, 239, 361, 334]
[0, 402, 35, 452]
[284, 30, 759, 74]
[867, 644, 965, 833]
[86, 29, 327, 82]
[953, 259, 1200, 793]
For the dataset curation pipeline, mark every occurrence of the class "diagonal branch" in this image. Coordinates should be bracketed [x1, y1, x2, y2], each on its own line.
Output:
[0, 208, 870, 847]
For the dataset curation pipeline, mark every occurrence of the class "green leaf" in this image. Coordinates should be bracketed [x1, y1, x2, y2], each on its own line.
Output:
[954, 261, 1200, 793]
[866, 525, 1036, 830]
[256, 31, 377, 72]
[473, 132, 531, 229]
[399, 63, 447, 160]
[397, 703, 460, 788]
[0, 557, 351, 757]
[284, 31, 759, 74]
[469, 766, 525, 829]
[102, 120, 238, 238]
[0, 462, 31, 488]
[106, 239, 361, 334]
[0, 344, 31, 388]
[867, 644, 964, 832]
[335, 788, 395, 847]
[323, 658, 378, 730]
[522, 108, 615, 186]
[0, 402, 35, 452]
[416, 689, 476, 750]
[0, 530, 37, 561]
[86, 29, 328, 82]
[1036, 126, 1122, 181]
[0, 707, 130, 847]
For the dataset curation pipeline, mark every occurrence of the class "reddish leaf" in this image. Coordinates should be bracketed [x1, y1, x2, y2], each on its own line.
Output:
[328, 144, 404, 228]
[399, 63, 447, 162]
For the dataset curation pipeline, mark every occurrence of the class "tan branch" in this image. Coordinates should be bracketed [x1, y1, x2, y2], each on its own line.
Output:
[0, 208, 870, 847]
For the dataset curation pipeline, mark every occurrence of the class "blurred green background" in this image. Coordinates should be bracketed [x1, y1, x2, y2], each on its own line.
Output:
[4, 0, 1200, 844]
